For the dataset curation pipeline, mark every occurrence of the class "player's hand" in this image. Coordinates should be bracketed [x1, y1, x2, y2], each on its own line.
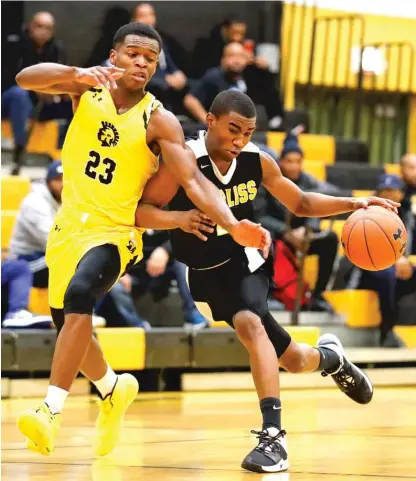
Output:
[229, 220, 271, 258]
[176, 209, 215, 241]
[74, 66, 125, 89]
[353, 196, 400, 214]
[395, 257, 413, 280]
[146, 247, 169, 277]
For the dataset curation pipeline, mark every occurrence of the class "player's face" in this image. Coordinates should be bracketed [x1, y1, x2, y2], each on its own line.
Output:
[208, 111, 256, 162]
[401, 154, 416, 187]
[110, 35, 159, 91]
[279, 152, 303, 181]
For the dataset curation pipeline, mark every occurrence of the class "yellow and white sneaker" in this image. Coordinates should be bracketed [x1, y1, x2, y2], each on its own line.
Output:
[17, 403, 61, 455]
[93, 373, 139, 456]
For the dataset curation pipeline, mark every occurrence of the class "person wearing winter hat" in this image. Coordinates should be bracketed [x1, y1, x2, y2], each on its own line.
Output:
[257, 132, 349, 312]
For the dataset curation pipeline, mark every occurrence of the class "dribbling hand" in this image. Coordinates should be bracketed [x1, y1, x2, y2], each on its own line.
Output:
[177, 209, 216, 241]
[353, 196, 400, 214]
[75, 66, 125, 90]
[229, 220, 271, 258]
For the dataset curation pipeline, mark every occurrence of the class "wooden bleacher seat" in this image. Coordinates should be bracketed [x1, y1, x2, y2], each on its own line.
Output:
[303, 161, 326, 181]
[28, 288, 50, 316]
[324, 290, 381, 327]
[320, 219, 345, 255]
[384, 164, 402, 177]
[1, 210, 17, 249]
[1, 119, 60, 159]
[303, 255, 318, 290]
[95, 328, 145, 370]
[1, 176, 31, 210]
[393, 327, 416, 348]
[266, 132, 335, 164]
[352, 189, 374, 198]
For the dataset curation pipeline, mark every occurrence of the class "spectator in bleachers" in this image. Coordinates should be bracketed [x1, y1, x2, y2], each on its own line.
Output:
[130, 229, 207, 329]
[184, 42, 283, 130]
[256, 133, 343, 312]
[84, 7, 131, 68]
[338, 174, 416, 347]
[132, 2, 189, 113]
[2, 11, 71, 175]
[9, 161, 63, 287]
[401, 153, 416, 254]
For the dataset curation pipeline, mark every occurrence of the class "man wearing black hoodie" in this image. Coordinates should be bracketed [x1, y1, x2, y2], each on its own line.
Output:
[256, 134, 349, 312]
[2, 11, 67, 174]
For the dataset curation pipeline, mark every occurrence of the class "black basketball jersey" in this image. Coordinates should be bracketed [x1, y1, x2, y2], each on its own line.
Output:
[169, 130, 264, 269]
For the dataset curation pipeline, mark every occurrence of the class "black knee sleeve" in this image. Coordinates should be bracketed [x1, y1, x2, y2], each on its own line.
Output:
[262, 312, 292, 357]
[64, 278, 96, 315]
[51, 307, 65, 335]
[63, 244, 121, 316]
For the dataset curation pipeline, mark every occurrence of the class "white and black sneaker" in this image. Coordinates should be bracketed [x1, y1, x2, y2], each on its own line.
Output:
[318, 333, 374, 404]
[241, 427, 289, 473]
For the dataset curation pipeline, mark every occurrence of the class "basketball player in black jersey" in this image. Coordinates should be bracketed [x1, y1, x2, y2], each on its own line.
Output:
[135, 90, 399, 473]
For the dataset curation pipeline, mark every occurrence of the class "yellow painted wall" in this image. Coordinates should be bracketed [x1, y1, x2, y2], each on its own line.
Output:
[282, 4, 416, 108]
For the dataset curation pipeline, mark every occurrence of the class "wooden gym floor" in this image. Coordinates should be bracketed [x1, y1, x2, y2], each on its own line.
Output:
[2, 387, 416, 481]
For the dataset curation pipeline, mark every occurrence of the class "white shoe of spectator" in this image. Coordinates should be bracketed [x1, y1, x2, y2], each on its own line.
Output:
[2, 310, 52, 329]
[92, 315, 106, 328]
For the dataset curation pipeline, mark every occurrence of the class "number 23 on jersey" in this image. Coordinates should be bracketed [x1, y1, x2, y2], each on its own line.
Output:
[85, 150, 116, 185]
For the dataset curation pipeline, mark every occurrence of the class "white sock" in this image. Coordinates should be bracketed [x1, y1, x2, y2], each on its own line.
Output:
[44, 385, 69, 414]
[93, 364, 118, 398]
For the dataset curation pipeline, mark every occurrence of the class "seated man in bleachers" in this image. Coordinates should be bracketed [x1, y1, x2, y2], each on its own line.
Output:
[339, 174, 416, 347]
[401, 153, 416, 254]
[2, 11, 71, 174]
[256, 134, 345, 312]
[129, 228, 207, 329]
[184, 42, 283, 130]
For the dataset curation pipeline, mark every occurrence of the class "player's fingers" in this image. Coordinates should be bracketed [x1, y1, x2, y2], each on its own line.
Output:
[192, 229, 208, 241]
[93, 70, 110, 88]
[87, 74, 101, 86]
[97, 67, 118, 89]
[200, 213, 216, 226]
[198, 223, 214, 233]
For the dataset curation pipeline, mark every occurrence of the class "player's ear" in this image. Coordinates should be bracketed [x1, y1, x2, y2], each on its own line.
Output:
[109, 49, 117, 66]
[206, 112, 215, 129]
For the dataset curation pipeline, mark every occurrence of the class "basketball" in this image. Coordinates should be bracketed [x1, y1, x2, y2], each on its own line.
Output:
[341, 206, 407, 271]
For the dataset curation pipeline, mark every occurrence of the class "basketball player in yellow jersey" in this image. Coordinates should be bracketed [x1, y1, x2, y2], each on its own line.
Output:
[15, 22, 271, 457]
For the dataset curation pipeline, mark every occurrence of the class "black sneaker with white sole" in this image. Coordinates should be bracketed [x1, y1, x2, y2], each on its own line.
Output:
[317, 333, 374, 405]
[241, 427, 289, 473]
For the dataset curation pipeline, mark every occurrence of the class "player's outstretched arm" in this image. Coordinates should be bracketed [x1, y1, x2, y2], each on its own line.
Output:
[260, 151, 400, 217]
[146, 108, 271, 255]
[15, 63, 124, 96]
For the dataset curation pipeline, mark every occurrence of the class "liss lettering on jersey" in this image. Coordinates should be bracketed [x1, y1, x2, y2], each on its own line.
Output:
[220, 180, 257, 207]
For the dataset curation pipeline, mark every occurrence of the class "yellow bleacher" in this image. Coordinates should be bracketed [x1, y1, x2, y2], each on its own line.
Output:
[267, 132, 335, 164]
[384, 164, 402, 177]
[1, 210, 17, 249]
[303, 161, 326, 181]
[1, 120, 60, 159]
[1, 176, 31, 210]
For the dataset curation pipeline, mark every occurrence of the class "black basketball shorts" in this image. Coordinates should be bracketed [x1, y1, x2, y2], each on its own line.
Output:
[186, 254, 270, 327]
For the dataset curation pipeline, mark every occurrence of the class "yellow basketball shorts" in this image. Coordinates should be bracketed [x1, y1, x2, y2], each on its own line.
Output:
[46, 214, 143, 309]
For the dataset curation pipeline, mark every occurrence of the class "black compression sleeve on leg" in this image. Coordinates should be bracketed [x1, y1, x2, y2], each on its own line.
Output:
[262, 312, 292, 358]
[51, 307, 65, 335]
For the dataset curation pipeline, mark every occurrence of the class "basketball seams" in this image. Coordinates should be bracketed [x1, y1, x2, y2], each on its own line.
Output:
[362, 220, 378, 270]
[365, 217, 398, 262]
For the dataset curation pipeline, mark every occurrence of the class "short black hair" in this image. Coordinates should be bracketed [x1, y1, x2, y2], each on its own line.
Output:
[209, 90, 256, 119]
[113, 22, 162, 51]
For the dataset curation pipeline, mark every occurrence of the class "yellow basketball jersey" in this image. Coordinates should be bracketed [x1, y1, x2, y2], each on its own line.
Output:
[60, 88, 160, 226]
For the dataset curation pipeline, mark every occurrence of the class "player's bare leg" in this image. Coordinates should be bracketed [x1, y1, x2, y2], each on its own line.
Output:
[233, 310, 289, 473]
[279, 336, 374, 405]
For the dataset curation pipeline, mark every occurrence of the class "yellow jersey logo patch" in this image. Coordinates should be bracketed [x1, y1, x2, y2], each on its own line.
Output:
[97, 121, 119, 147]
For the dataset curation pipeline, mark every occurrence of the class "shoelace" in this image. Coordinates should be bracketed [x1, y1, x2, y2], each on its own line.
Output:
[332, 364, 357, 390]
[251, 429, 286, 454]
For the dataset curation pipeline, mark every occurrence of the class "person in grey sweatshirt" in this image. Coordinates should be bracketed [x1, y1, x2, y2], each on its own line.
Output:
[9, 161, 63, 287]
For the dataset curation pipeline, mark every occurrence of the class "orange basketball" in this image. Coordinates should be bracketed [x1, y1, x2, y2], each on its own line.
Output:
[341, 206, 407, 271]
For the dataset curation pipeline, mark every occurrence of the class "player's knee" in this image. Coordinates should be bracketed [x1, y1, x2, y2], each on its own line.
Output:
[64, 278, 96, 316]
[279, 342, 307, 373]
[234, 311, 266, 346]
